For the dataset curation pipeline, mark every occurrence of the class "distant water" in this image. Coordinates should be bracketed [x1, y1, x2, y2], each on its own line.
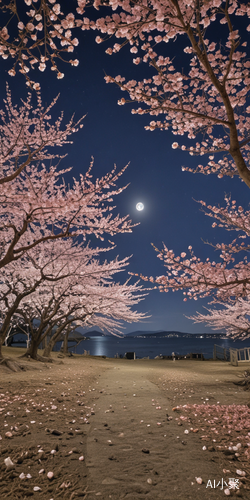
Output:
[57, 336, 250, 360]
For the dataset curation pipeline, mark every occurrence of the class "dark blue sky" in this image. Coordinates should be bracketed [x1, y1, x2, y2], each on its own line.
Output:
[1, 8, 249, 334]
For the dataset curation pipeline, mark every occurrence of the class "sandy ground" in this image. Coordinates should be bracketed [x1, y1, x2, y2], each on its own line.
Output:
[1, 347, 250, 499]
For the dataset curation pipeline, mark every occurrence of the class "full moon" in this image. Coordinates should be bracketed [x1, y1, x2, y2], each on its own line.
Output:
[136, 202, 144, 211]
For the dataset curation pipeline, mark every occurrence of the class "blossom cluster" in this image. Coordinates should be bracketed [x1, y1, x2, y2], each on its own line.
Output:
[0, 85, 83, 185]
[0, 0, 82, 85]
[190, 297, 250, 340]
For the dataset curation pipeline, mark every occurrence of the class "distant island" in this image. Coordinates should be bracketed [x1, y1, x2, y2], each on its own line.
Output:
[125, 330, 224, 339]
[80, 329, 224, 339]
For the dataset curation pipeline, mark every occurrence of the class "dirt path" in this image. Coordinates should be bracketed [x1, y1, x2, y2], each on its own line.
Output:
[1, 350, 250, 499]
[85, 360, 235, 500]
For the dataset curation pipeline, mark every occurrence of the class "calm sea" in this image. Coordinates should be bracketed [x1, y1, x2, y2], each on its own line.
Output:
[62, 336, 250, 360]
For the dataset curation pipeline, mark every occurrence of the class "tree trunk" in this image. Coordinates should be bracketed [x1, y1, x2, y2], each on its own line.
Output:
[0, 312, 18, 358]
[43, 321, 73, 358]
[41, 334, 48, 350]
[24, 336, 40, 360]
[63, 327, 71, 355]
[43, 338, 55, 358]
[0, 337, 3, 359]
[43, 325, 65, 358]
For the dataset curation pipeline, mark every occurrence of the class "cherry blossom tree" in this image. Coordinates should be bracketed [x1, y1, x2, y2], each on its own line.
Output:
[1, 2, 250, 186]
[88, 0, 250, 187]
[14, 256, 147, 360]
[0, 33, 147, 362]
[0, 237, 99, 358]
[0, 255, 46, 359]
[0, 237, 148, 360]
[41, 275, 148, 358]
[0, 87, 135, 269]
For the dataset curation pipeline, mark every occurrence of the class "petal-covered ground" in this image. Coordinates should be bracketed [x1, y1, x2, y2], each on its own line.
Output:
[0, 348, 107, 499]
[0, 347, 250, 499]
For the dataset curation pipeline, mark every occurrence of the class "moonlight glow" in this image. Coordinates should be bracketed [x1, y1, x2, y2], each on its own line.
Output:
[136, 202, 144, 211]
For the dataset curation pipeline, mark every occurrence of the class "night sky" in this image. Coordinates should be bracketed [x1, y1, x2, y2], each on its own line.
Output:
[1, 6, 250, 334]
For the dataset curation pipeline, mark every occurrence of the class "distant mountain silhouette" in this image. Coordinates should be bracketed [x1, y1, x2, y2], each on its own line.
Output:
[124, 330, 223, 337]
[79, 330, 105, 337]
[76, 329, 223, 338]
[125, 330, 184, 337]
